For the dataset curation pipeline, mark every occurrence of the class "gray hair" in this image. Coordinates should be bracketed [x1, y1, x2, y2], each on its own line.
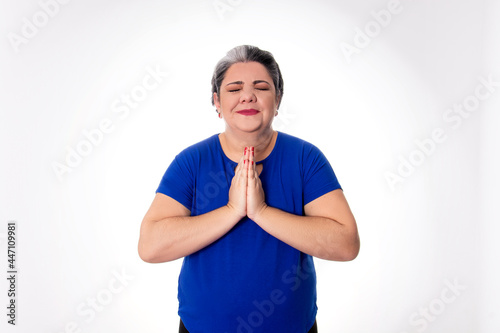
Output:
[211, 45, 284, 109]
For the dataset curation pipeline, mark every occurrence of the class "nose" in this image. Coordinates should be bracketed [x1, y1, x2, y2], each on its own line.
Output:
[239, 87, 256, 103]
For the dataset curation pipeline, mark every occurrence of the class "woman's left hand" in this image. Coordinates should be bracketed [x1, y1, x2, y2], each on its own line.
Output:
[245, 146, 268, 220]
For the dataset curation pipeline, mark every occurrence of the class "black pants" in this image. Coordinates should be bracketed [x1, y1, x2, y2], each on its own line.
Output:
[179, 319, 318, 333]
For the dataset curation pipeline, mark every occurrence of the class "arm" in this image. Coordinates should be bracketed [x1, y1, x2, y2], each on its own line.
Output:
[138, 152, 249, 263]
[250, 189, 360, 261]
[138, 193, 242, 263]
[246, 148, 359, 261]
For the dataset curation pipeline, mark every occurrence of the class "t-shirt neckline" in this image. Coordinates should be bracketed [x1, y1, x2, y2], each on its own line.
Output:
[215, 131, 281, 166]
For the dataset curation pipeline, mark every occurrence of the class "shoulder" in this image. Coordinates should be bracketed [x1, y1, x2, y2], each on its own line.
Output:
[167, 134, 220, 175]
[277, 131, 324, 157]
[175, 133, 220, 160]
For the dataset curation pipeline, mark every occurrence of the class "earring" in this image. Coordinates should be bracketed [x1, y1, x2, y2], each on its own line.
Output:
[218, 112, 222, 119]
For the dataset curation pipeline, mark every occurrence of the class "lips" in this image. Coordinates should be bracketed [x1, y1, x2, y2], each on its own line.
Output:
[236, 109, 259, 116]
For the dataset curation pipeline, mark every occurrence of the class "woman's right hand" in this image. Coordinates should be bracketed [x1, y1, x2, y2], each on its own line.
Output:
[226, 147, 248, 219]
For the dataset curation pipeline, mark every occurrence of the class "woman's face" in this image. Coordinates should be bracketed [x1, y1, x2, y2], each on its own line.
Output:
[214, 61, 280, 134]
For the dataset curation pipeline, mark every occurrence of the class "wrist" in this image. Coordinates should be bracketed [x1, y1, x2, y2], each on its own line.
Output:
[225, 203, 246, 220]
[248, 203, 269, 222]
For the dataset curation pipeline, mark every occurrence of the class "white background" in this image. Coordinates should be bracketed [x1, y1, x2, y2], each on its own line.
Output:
[1, 0, 499, 332]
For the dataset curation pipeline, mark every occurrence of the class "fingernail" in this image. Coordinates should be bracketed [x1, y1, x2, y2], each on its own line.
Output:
[251, 161, 254, 164]
[250, 146, 254, 151]
[244, 160, 246, 164]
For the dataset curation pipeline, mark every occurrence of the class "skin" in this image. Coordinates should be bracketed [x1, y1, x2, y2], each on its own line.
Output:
[138, 61, 360, 263]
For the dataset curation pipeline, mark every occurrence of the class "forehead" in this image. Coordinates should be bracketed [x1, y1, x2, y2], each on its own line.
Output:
[223, 61, 272, 83]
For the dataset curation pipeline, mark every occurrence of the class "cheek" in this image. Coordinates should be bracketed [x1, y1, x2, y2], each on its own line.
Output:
[218, 97, 232, 109]
[221, 93, 239, 103]
[264, 95, 278, 108]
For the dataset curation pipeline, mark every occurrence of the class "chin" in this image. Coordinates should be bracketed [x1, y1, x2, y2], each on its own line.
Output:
[236, 124, 263, 133]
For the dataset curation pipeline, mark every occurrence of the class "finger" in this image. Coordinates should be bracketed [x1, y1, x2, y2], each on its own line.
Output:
[244, 146, 249, 169]
[247, 146, 256, 180]
[249, 146, 255, 173]
[235, 147, 249, 174]
[247, 150, 256, 183]
[242, 148, 248, 186]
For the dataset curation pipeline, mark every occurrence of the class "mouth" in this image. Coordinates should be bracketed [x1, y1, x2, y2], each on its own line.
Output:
[236, 109, 259, 116]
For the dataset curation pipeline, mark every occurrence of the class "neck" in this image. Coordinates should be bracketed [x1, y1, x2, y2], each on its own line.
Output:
[221, 127, 276, 162]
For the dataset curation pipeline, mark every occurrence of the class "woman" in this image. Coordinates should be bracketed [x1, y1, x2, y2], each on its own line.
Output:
[138, 45, 360, 333]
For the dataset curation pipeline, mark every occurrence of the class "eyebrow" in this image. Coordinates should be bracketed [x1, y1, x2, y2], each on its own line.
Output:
[225, 80, 271, 86]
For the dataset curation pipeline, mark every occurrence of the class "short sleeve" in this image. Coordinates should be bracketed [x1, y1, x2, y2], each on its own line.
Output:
[303, 144, 342, 205]
[156, 153, 194, 212]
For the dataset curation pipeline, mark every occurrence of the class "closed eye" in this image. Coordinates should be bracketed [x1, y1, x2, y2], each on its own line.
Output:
[255, 82, 270, 91]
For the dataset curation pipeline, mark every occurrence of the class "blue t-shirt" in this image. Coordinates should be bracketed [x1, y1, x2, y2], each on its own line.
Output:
[156, 131, 342, 333]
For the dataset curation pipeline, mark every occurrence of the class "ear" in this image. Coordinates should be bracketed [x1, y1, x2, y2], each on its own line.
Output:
[276, 94, 282, 110]
[213, 92, 221, 110]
